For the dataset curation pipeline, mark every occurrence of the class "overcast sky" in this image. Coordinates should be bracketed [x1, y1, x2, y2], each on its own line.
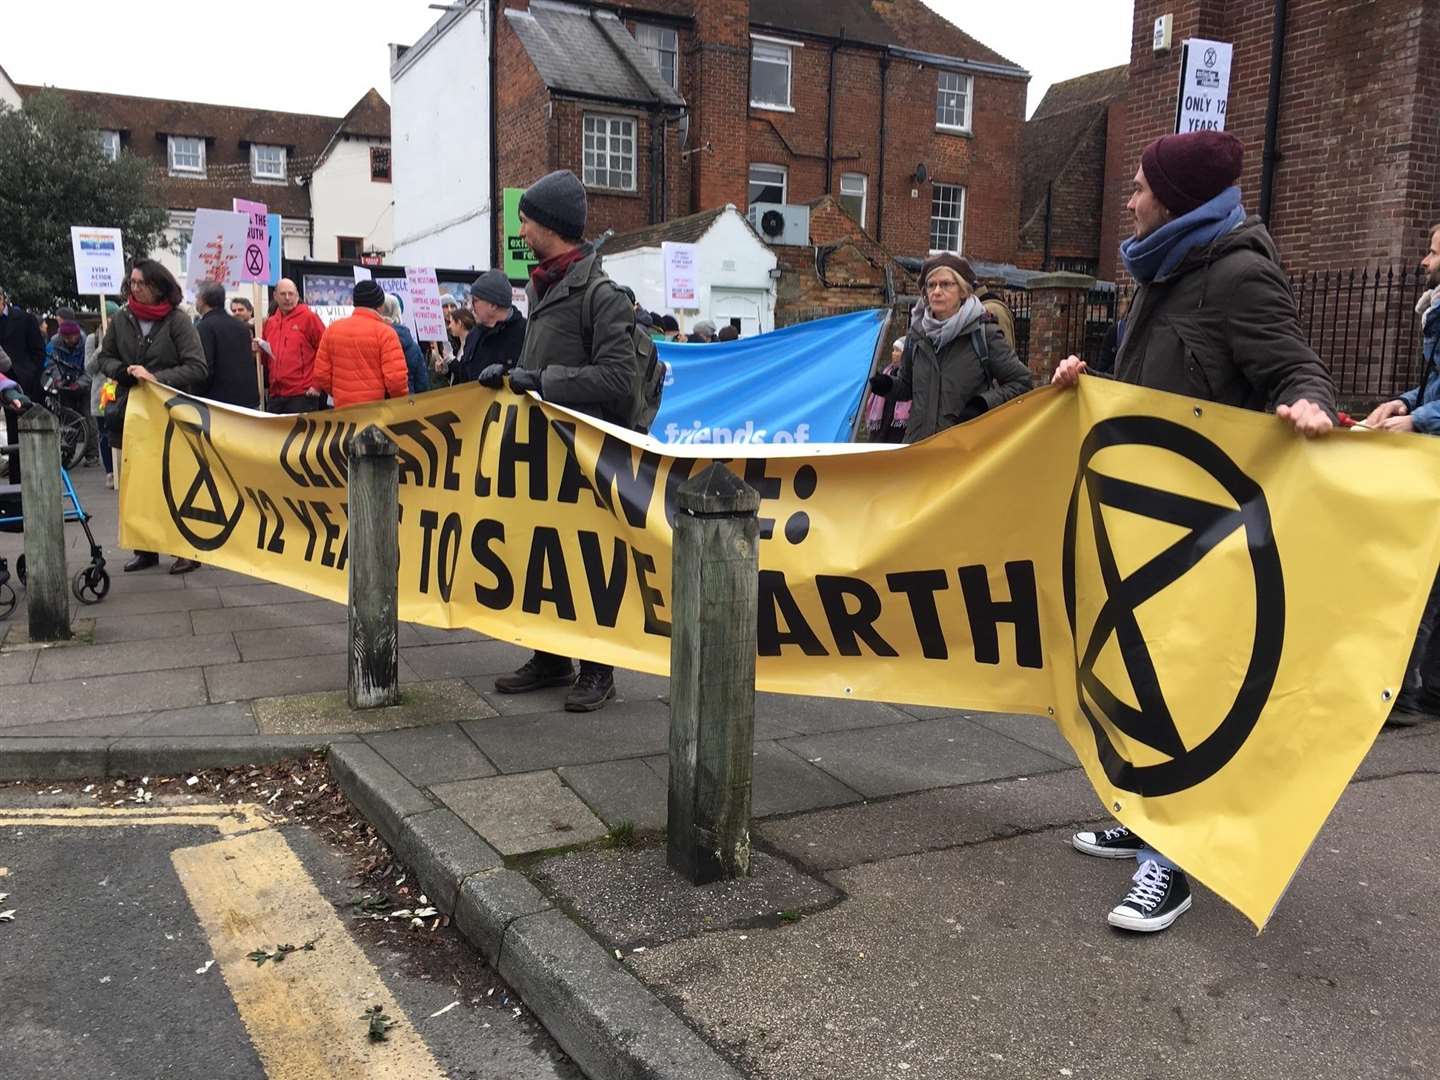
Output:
[4, 1, 1132, 119]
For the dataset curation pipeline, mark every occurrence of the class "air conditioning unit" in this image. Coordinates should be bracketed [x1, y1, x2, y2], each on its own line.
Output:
[747, 202, 811, 247]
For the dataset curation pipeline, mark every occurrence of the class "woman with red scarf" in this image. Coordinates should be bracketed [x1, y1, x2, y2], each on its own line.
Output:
[97, 258, 208, 574]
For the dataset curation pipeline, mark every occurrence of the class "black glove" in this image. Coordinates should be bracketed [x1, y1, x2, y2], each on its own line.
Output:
[477, 363, 507, 389]
[955, 397, 989, 423]
[508, 368, 542, 395]
[1, 386, 31, 412]
[870, 372, 894, 396]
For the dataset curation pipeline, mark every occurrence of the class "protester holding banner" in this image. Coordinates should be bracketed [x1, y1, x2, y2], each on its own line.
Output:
[457, 269, 527, 386]
[98, 258, 208, 574]
[870, 254, 1032, 444]
[380, 294, 430, 395]
[1054, 129, 1336, 933]
[485, 168, 642, 712]
[311, 280, 409, 408]
[261, 278, 326, 415]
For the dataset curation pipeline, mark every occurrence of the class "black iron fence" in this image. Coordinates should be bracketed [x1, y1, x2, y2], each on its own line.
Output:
[1002, 286, 1119, 368]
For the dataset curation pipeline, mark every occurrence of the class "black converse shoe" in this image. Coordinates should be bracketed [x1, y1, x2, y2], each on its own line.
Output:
[1107, 860, 1192, 932]
[1071, 825, 1145, 859]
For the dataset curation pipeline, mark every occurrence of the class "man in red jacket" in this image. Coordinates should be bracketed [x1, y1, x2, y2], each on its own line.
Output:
[311, 279, 409, 408]
[261, 278, 325, 414]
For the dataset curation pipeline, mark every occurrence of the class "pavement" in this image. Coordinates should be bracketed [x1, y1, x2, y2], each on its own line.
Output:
[5, 463, 1440, 1079]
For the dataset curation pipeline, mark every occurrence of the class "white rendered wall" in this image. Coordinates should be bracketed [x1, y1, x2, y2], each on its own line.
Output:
[311, 138, 395, 261]
[390, 6, 491, 270]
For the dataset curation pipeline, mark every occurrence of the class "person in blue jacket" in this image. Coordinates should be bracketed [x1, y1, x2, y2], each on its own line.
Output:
[380, 295, 429, 394]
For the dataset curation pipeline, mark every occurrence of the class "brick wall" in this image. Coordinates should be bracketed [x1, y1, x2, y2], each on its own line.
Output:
[494, 7, 552, 259]
[1016, 112, 1109, 273]
[1097, 98, 1128, 282]
[1123, 0, 1439, 275]
[690, 0, 751, 211]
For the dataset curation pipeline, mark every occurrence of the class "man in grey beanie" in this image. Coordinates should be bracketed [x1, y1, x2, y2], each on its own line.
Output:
[689, 319, 717, 343]
[454, 269, 526, 384]
[485, 168, 644, 713]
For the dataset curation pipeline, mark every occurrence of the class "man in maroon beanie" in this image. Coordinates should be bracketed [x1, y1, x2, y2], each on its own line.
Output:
[1051, 129, 1337, 935]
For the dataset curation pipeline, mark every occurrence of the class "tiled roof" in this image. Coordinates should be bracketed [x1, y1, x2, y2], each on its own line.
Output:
[749, 0, 1021, 70]
[336, 88, 390, 140]
[16, 84, 343, 218]
[599, 205, 749, 255]
[506, 1, 686, 107]
[1030, 64, 1127, 121]
[1019, 66, 1127, 232]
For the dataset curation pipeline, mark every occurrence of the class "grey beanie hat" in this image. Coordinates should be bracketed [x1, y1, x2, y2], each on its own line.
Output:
[519, 170, 587, 240]
[352, 279, 385, 309]
[691, 319, 717, 339]
[469, 269, 513, 307]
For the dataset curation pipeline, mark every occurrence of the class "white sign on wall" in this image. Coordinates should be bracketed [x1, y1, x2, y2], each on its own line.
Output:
[70, 226, 125, 294]
[662, 242, 699, 310]
[1175, 39, 1233, 133]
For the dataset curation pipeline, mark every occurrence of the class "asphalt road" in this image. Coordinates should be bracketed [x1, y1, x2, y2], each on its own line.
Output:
[0, 794, 581, 1080]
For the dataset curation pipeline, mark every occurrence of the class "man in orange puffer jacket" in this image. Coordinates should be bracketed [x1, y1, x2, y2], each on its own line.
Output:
[311, 279, 409, 408]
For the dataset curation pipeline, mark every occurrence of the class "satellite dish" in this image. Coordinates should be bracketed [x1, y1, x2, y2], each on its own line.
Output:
[677, 113, 690, 149]
[760, 209, 785, 238]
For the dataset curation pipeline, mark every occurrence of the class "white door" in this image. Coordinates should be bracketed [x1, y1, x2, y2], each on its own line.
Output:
[710, 287, 772, 338]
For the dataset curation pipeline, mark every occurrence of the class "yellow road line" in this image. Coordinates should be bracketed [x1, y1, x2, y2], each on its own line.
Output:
[172, 828, 448, 1080]
[0, 803, 270, 836]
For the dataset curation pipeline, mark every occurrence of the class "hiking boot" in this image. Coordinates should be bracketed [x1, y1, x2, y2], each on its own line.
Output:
[1387, 690, 1436, 728]
[565, 666, 616, 712]
[169, 558, 201, 575]
[1072, 824, 1145, 859]
[123, 552, 159, 573]
[494, 654, 575, 694]
[1107, 860, 1192, 932]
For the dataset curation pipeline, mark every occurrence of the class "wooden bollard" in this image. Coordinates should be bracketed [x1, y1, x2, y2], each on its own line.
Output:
[18, 407, 71, 642]
[666, 463, 760, 884]
[347, 425, 400, 709]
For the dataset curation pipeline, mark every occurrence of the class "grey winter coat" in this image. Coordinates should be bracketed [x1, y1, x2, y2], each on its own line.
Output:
[894, 320, 1034, 443]
[1114, 217, 1337, 415]
[517, 247, 640, 428]
[96, 307, 208, 446]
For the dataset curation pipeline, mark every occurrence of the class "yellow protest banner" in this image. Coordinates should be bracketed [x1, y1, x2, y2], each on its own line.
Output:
[119, 378, 1440, 928]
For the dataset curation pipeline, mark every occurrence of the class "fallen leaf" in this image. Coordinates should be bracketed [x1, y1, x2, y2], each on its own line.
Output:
[363, 1004, 396, 1041]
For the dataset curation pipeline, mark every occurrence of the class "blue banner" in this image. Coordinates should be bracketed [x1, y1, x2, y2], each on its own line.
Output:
[652, 309, 887, 444]
[266, 214, 282, 287]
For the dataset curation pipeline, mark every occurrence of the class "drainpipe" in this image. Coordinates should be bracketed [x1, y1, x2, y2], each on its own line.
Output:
[489, 0, 501, 270]
[877, 53, 889, 244]
[825, 34, 841, 194]
[649, 107, 662, 225]
[1259, 0, 1289, 224]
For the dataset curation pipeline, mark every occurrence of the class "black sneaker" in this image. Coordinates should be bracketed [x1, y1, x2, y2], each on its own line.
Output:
[494, 655, 575, 694]
[1386, 690, 1432, 727]
[565, 666, 616, 712]
[1071, 824, 1145, 859]
[1107, 860, 1192, 932]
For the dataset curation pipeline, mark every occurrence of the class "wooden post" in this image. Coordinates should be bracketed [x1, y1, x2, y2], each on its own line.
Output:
[18, 407, 71, 642]
[253, 282, 266, 409]
[347, 425, 399, 709]
[98, 294, 108, 337]
[666, 463, 760, 884]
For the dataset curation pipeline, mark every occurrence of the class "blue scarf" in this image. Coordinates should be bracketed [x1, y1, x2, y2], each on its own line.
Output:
[1121, 187, 1246, 284]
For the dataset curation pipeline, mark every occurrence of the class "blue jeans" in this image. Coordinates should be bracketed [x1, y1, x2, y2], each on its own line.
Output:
[1137, 847, 1177, 871]
[1402, 565, 1440, 699]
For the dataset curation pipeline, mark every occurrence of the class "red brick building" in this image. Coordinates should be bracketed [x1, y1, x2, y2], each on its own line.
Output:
[492, 0, 1028, 266]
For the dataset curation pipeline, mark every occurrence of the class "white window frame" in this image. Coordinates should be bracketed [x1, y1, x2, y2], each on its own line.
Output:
[168, 135, 206, 176]
[749, 37, 796, 112]
[935, 71, 974, 134]
[839, 172, 868, 227]
[748, 163, 788, 208]
[635, 23, 679, 90]
[250, 143, 287, 181]
[582, 112, 637, 192]
[98, 130, 120, 162]
[930, 182, 966, 254]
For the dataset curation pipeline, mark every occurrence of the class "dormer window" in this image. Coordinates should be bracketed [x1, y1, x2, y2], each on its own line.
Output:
[168, 135, 205, 176]
[251, 144, 286, 181]
[98, 130, 120, 162]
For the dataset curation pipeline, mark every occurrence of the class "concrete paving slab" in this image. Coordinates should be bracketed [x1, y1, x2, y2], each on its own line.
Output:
[0, 713, 151, 738]
[0, 649, 37, 686]
[557, 758, 668, 830]
[469, 667, 670, 717]
[536, 846, 840, 951]
[130, 702, 258, 736]
[178, 567, 267, 589]
[363, 722, 499, 787]
[781, 715, 1071, 798]
[233, 621, 424, 661]
[461, 700, 672, 773]
[409, 624, 488, 645]
[88, 610, 195, 644]
[432, 770, 609, 855]
[756, 768, 1102, 872]
[31, 631, 240, 682]
[632, 775, 1440, 1080]
[88, 569, 188, 593]
[0, 668, 210, 728]
[203, 653, 421, 702]
[2, 618, 95, 649]
[217, 582, 317, 607]
[967, 710, 1081, 766]
[83, 588, 223, 617]
[189, 599, 347, 635]
[754, 691, 913, 736]
[251, 678, 492, 735]
[643, 740, 865, 818]
[892, 703, 968, 721]
[402, 639, 535, 680]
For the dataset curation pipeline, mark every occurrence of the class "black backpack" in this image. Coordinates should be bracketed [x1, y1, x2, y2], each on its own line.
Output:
[580, 275, 665, 434]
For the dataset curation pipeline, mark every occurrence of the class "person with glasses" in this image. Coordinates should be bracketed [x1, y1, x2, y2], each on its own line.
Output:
[96, 258, 209, 574]
[869, 253, 1033, 444]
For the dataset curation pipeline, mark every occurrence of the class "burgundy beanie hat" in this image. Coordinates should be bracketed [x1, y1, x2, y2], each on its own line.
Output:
[1140, 130, 1245, 216]
[919, 252, 971, 290]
